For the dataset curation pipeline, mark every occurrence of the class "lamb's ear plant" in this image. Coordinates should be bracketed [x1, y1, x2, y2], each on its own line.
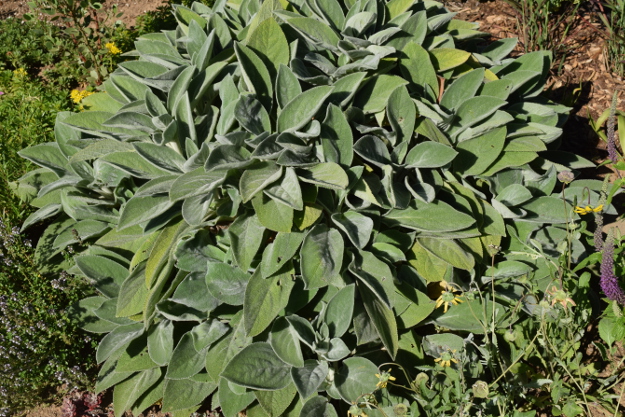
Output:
[13, 0, 603, 415]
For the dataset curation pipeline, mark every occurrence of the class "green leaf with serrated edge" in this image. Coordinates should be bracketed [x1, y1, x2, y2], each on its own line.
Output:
[162, 376, 216, 412]
[221, 342, 292, 390]
[261, 231, 306, 278]
[166, 332, 207, 380]
[298, 162, 349, 190]
[247, 17, 289, 80]
[277, 86, 334, 132]
[385, 199, 475, 232]
[255, 383, 297, 416]
[454, 126, 506, 176]
[404, 141, 458, 168]
[264, 167, 304, 210]
[113, 367, 162, 417]
[291, 360, 329, 400]
[300, 396, 338, 417]
[118, 195, 174, 231]
[228, 212, 265, 271]
[354, 75, 409, 114]
[408, 239, 452, 282]
[358, 283, 398, 359]
[430, 48, 471, 72]
[440, 68, 485, 111]
[331, 211, 373, 249]
[234, 42, 273, 111]
[285, 17, 340, 49]
[244, 266, 296, 337]
[320, 104, 353, 167]
[270, 317, 304, 367]
[417, 237, 475, 271]
[117, 263, 148, 317]
[219, 377, 256, 417]
[335, 357, 379, 403]
[240, 161, 283, 203]
[205, 262, 251, 306]
[276, 64, 302, 109]
[399, 42, 438, 101]
[235, 95, 272, 135]
[145, 219, 188, 289]
[75, 255, 128, 299]
[96, 322, 144, 363]
[323, 284, 355, 338]
[147, 319, 174, 366]
[300, 224, 344, 289]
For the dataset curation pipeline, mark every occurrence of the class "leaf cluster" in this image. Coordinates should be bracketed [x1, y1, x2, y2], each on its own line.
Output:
[12, 0, 608, 415]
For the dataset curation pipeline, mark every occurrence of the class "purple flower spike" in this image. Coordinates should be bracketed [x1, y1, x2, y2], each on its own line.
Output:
[600, 233, 625, 305]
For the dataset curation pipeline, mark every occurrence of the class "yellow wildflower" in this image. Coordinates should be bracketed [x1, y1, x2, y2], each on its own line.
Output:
[435, 290, 464, 313]
[573, 204, 603, 215]
[70, 89, 94, 104]
[434, 350, 459, 368]
[375, 369, 396, 389]
[105, 42, 122, 55]
[13, 68, 27, 77]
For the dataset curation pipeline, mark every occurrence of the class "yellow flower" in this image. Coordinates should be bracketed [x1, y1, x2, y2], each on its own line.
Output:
[435, 290, 463, 313]
[375, 369, 396, 389]
[70, 89, 94, 104]
[13, 68, 27, 77]
[434, 350, 459, 368]
[105, 42, 122, 55]
[573, 204, 603, 215]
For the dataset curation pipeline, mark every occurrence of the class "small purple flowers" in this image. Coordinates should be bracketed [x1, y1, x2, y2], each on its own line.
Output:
[600, 232, 625, 305]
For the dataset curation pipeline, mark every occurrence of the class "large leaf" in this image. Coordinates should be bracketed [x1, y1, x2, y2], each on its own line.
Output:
[277, 86, 334, 132]
[244, 267, 296, 337]
[358, 284, 398, 359]
[300, 224, 344, 289]
[113, 367, 163, 417]
[261, 231, 306, 278]
[221, 342, 292, 390]
[331, 211, 373, 249]
[404, 142, 458, 168]
[270, 317, 304, 367]
[162, 375, 216, 413]
[228, 213, 265, 271]
[385, 200, 476, 232]
[205, 262, 251, 306]
[334, 357, 379, 403]
[291, 360, 329, 400]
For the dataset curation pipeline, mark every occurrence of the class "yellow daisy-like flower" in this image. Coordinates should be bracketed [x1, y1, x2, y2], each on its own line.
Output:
[70, 89, 94, 104]
[573, 204, 603, 215]
[105, 42, 122, 55]
[435, 290, 463, 313]
[375, 369, 396, 389]
[13, 68, 27, 77]
[434, 350, 459, 368]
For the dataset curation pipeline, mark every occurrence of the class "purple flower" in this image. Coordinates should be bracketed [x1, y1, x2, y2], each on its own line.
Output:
[600, 234, 625, 304]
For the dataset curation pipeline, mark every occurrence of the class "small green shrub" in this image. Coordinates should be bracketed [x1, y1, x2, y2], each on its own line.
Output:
[14, 0, 618, 415]
[0, 71, 98, 416]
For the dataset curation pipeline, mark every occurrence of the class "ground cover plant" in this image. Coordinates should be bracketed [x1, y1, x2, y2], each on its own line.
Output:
[7, 0, 625, 416]
[0, 69, 99, 416]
